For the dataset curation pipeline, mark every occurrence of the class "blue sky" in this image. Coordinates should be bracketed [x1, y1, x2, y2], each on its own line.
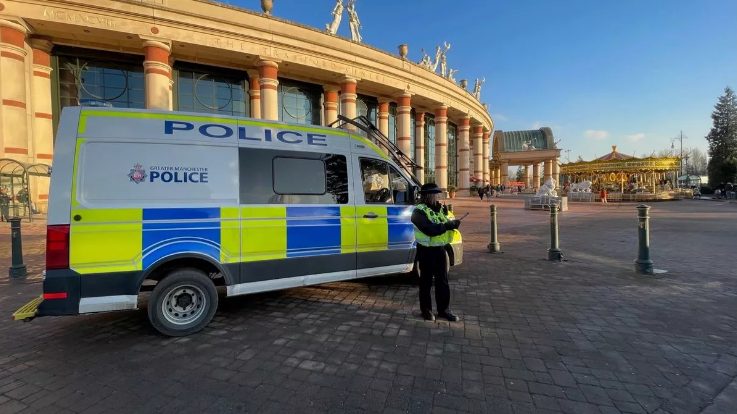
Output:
[229, 0, 736, 161]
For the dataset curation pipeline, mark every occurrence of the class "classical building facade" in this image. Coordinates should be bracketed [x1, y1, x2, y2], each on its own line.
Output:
[0, 0, 494, 209]
[490, 128, 561, 189]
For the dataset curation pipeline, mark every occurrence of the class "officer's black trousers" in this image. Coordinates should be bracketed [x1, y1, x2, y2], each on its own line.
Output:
[417, 245, 450, 314]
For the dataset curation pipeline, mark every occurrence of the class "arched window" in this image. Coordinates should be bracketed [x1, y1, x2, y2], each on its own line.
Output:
[424, 114, 436, 183]
[278, 79, 321, 125]
[56, 48, 145, 110]
[388, 103, 397, 145]
[176, 64, 248, 116]
[357, 95, 377, 125]
[447, 122, 458, 187]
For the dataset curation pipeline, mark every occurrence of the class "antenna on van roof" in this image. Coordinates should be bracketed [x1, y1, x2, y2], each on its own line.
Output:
[329, 115, 422, 184]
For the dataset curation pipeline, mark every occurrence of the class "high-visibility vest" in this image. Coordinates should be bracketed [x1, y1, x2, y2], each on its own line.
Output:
[414, 204, 453, 247]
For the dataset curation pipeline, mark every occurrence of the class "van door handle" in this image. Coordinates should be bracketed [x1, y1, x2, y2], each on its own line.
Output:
[363, 212, 378, 219]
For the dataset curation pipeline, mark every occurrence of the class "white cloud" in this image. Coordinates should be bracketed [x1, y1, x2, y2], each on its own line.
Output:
[492, 113, 508, 121]
[626, 133, 646, 142]
[584, 130, 609, 140]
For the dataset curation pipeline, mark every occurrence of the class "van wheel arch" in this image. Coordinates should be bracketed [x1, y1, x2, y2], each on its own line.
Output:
[137, 254, 233, 292]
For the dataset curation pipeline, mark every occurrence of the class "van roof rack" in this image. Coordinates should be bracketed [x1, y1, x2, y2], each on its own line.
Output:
[329, 115, 422, 184]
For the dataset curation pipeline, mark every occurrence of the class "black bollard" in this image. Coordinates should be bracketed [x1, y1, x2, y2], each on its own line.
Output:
[487, 204, 501, 253]
[634, 204, 654, 275]
[547, 203, 562, 261]
[9, 218, 27, 278]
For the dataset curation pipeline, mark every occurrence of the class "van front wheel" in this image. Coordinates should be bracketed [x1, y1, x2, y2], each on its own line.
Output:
[148, 268, 218, 337]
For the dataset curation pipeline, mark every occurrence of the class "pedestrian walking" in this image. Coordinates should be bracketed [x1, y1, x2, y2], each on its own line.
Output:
[411, 183, 461, 322]
[0, 188, 10, 222]
[600, 188, 608, 204]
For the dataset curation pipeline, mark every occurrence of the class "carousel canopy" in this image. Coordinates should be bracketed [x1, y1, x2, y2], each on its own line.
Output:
[561, 145, 680, 175]
[595, 146, 635, 161]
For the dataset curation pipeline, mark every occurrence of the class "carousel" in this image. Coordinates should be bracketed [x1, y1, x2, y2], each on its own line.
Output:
[561, 146, 683, 202]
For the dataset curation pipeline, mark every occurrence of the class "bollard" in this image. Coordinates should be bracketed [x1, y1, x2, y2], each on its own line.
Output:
[8, 217, 27, 278]
[547, 203, 562, 261]
[634, 204, 654, 275]
[487, 204, 501, 253]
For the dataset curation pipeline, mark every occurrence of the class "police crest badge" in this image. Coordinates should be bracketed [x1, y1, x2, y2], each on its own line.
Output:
[128, 163, 147, 183]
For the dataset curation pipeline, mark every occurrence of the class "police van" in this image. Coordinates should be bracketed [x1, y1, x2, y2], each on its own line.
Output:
[12, 107, 463, 336]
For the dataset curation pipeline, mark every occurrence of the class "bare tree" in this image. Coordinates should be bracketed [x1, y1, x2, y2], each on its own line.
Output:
[685, 147, 708, 176]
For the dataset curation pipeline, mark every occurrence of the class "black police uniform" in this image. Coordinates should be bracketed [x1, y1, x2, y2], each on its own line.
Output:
[411, 183, 461, 322]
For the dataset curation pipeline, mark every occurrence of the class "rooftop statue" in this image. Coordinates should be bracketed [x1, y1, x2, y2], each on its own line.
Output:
[431, 42, 450, 73]
[447, 68, 459, 83]
[419, 49, 433, 70]
[325, 0, 344, 35]
[347, 0, 362, 43]
[473, 77, 485, 100]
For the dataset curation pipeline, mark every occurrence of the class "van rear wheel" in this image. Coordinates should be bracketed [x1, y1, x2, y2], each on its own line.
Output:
[148, 268, 218, 337]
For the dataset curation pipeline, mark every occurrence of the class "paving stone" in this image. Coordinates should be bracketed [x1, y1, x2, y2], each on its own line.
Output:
[1, 199, 736, 414]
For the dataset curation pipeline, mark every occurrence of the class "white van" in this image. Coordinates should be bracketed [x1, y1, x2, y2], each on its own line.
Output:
[12, 107, 463, 336]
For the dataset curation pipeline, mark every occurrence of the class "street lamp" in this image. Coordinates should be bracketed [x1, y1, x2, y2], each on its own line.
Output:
[671, 131, 687, 187]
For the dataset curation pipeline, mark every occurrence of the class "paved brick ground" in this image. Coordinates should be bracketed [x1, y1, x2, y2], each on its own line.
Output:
[1, 198, 736, 414]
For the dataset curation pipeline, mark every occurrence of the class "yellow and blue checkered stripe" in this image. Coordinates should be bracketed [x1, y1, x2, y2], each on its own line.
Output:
[69, 205, 415, 274]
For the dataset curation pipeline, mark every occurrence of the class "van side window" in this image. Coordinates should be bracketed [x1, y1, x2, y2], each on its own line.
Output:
[239, 148, 348, 204]
[389, 166, 411, 204]
[273, 157, 326, 195]
[360, 158, 410, 205]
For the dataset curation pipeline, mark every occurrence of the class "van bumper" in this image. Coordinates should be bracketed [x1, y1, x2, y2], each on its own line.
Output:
[37, 269, 81, 316]
[449, 241, 463, 266]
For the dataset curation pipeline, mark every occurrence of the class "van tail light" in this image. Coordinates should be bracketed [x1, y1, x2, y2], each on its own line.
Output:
[43, 292, 68, 300]
[46, 225, 70, 270]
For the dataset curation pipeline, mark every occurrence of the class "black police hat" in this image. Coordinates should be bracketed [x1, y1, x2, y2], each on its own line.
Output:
[418, 183, 443, 194]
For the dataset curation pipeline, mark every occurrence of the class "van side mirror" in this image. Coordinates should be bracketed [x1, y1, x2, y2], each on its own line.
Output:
[411, 185, 421, 205]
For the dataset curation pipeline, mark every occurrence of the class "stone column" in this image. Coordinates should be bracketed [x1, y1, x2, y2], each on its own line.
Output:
[414, 112, 425, 183]
[501, 161, 509, 188]
[544, 159, 553, 183]
[482, 130, 490, 185]
[29, 39, 54, 209]
[472, 125, 484, 183]
[434, 106, 448, 190]
[378, 98, 390, 137]
[490, 167, 496, 187]
[247, 69, 261, 118]
[524, 165, 531, 188]
[553, 158, 560, 188]
[257, 59, 279, 120]
[377, 97, 391, 154]
[340, 76, 357, 130]
[533, 163, 541, 189]
[396, 93, 412, 157]
[457, 116, 471, 196]
[323, 85, 339, 127]
[142, 39, 172, 110]
[0, 20, 30, 162]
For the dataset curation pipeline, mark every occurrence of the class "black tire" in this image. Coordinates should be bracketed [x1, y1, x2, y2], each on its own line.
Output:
[148, 268, 218, 337]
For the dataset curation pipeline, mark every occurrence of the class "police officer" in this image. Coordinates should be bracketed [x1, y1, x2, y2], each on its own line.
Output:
[411, 183, 461, 322]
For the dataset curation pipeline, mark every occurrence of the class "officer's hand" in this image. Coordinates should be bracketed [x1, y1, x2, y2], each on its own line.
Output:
[445, 220, 461, 230]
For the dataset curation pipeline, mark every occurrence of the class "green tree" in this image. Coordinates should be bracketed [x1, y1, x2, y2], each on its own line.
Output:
[706, 87, 737, 185]
[514, 166, 524, 182]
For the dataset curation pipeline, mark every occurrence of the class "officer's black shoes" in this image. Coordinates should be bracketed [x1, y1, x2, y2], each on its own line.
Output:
[438, 311, 460, 322]
[422, 311, 436, 322]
